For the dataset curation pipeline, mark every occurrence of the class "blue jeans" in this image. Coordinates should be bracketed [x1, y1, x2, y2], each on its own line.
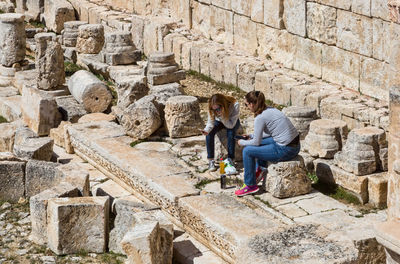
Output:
[242, 137, 300, 186]
[206, 120, 240, 160]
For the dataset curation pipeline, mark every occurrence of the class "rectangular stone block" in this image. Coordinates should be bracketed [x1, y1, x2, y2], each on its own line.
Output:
[163, 33, 177, 54]
[147, 70, 186, 85]
[306, 3, 337, 45]
[372, 0, 390, 21]
[283, 0, 306, 37]
[56, 163, 90, 196]
[143, 17, 177, 56]
[56, 96, 87, 123]
[0, 96, 22, 122]
[199, 44, 213, 77]
[172, 36, 189, 66]
[237, 58, 265, 92]
[368, 172, 388, 207]
[0, 161, 25, 202]
[47, 196, 110, 255]
[223, 55, 242, 88]
[294, 37, 322, 78]
[264, 0, 284, 29]
[25, 160, 60, 197]
[233, 14, 258, 55]
[255, 71, 282, 102]
[209, 48, 227, 83]
[88, 5, 108, 24]
[181, 41, 192, 71]
[192, 2, 211, 39]
[43, 0, 76, 33]
[22, 86, 61, 136]
[211, 0, 231, 9]
[232, 0, 251, 16]
[373, 19, 391, 61]
[131, 15, 145, 52]
[13, 136, 54, 161]
[171, 0, 191, 27]
[25, 0, 44, 21]
[0, 123, 16, 152]
[360, 58, 390, 101]
[92, 179, 131, 206]
[290, 81, 326, 107]
[336, 10, 373, 57]
[322, 45, 361, 91]
[352, 0, 371, 16]
[189, 41, 205, 72]
[271, 75, 299, 106]
[29, 182, 79, 245]
[210, 5, 234, 45]
[314, 159, 369, 204]
[251, 0, 263, 23]
[312, 0, 351, 10]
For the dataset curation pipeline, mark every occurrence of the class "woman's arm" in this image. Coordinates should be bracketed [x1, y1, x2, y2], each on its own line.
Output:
[203, 113, 214, 133]
[239, 116, 264, 146]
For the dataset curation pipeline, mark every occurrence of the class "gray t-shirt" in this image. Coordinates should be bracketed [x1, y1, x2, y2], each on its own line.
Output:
[241, 107, 298, 146]
[204, 101, 240, 133]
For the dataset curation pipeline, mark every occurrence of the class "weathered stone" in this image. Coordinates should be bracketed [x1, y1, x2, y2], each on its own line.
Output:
[263, 0, 284, 29]
[21, 85, 61, 136]
[43, 0, 75, 34]
[237, 58, 265, 92]
[78, 113, 116, 123]
[13, 69, 37, 93]
[306, 3, 336, 45]
[56, 163, 90, 196]
[68, 70, 112, 113]
[149, 83, 184, 108]
[0, 160, 25, 202]
[29, 182, 80, 245]
[76, 24, 104, 54]
[13, 135, 54, 161]
[360, 58, 390, 101]
[303, 119, 348, 158]
[372, 0, 389, 20]
[25, 160, 60, 197]
[35, 33, 65, 90]
[0, 13, 26, 67]
[147, 71, 186, 86]
[266, 158, 311, 198]
[63, 21, 87, 47]
[0, 122, 17, 152]
[115, 75, 148, 108]
[210, 6, 234, 45]
[216, 125, 245, 161]
[118, 96, 161, 139]
[368, 172, 388, 207]
[373, 19, 391, 62]
[294, 38, 323, 78]
[142, 17, 177, 56]
[233, 14, 257, 56]
[283, 0, 306, 37]
[312, 0, 351, 10]
[192, 2, 211, 39]
[63, 47, 77, 63]
[56, 95, 88, 123]
[92, 179, 130, 206]
[282, 106, 317, 140]
[352, 0, 371, 16]
[102, 31, 140, 65]
[49, 121, 71, 149]
[47, 196, 109, 254]
[336, 10, 373, 57]
[0, 2, 15, 14]
[322, 45, 361, 91]
[165, 96, 204, 138]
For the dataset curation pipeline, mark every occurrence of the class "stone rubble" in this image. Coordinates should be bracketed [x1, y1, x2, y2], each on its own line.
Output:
[76, 24, 105, 54]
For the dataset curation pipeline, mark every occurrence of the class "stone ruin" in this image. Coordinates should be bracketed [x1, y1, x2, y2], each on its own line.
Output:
[0, 0, 399, 263]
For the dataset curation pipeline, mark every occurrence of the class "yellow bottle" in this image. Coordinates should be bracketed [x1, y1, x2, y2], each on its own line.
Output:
[219, 158, 225, 174]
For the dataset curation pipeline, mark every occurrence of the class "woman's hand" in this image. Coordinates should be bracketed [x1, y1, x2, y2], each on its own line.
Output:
[201, 130, 208, 136]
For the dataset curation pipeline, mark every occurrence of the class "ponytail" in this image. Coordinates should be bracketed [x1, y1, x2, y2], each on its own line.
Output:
[245, 91, 267, 117]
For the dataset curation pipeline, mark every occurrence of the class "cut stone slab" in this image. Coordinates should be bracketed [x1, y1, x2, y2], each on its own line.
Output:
[78, 113, 116, 123]
[29, 182, 80, 245]
[56, 163, 90, 196]
[275, 203, 308, 219]
[47, 196, 110, 255]
[0, 160, 25, 202]
[43, 0, 75, 34]
[295, 192, 349, 215]
[0, 122, 17, 152]
[368, 172, 388, 208]
[0, 95, 22, 122]
[147, 70, 186, 86]
[55, 95, 88, 123]
[25, 160, 60, 197]
[92, 179, 131, 205]
[0, 86, 19, 97]
[13, 136, 54, 161]
[375, 221, 400, 259]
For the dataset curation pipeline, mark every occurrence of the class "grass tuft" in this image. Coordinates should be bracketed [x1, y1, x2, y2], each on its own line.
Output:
[0, 115, 8, 123]
[312, 182, 360, 205]
[254, 196, 272, 208]
[64, 61, 84, 77]
[99, 252, 125, 264]
[307, 172, 318, 184]
[187, 70, 244, 95]
[29, 21, 45, 28]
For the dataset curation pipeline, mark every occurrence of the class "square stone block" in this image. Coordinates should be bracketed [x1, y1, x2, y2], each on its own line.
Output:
[251, 0, 264, 23]
[372, 0, 389, 21]
[306, 3, 337, 45]
[283, 0, 306, 37]
[264, 0, 284, 29]
[352, 0, 371, 16]
[233, 14, 258, 56]
[210, 5, 234, 45]
[360, 58, 390, 101]
[25, 160, 60, 197]
[192, 2, 211, 39]
[368, 172, 388, 208]
[47, 196, 110, 255]
[232, 0, 251, 16]
[294, 37, 322, 78]
[0, 161, 25, 202]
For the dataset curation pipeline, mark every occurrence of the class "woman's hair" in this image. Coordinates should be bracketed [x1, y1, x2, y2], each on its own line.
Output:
[245, 91, 267, 117]
[208, 94, 236, 120]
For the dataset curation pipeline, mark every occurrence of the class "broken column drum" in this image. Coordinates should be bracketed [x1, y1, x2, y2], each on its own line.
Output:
[102, 31, 141, 65]
[35, 32, 65, 90]
[68, 70, 112, 113]
[76, 24, 104, 54]
[0, 13, 26, 67]
[147, 52, 186, 85]
[282, 106, 317, 140]
[63, 21, 87, 47]
[165, 95, 204, 138]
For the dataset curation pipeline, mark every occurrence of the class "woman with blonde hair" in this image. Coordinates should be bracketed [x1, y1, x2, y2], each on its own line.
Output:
[236, 91, 300, 196]
[202, 93, 240, 171]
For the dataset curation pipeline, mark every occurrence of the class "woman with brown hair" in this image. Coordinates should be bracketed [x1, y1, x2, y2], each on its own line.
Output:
[236, 91, 300, 196]
[202, 93, 240, 171]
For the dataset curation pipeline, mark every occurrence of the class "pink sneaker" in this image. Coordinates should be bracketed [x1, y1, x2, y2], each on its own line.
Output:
[255, 167, 267, 184]
[235, 184, 259, 197]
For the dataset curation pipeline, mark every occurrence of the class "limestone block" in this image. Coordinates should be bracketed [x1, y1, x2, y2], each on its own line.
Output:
[55, 95, 88, 123]
[372, 0, 389, 21]
[56, 163, 90, 196]
[210, 5, 234, 45]
[92, 179, 130, 206]
[294, 37, 322, 78]
[0, 160, 25, 202]
[211, 0, 231, 9]
[251, 0, 263, 23]
[266, 158, 311, 198]
[233, 14, 258, 56]
[0, 122, 17, 152]
[0, 2, 15, 14]
[149, 82, 184, 108]
[49, 121, 70, 148]
[147, 70, 186, 86]
[21, 85, 61, 136]
[283, 0, 306, 37]
[165, 96, 204, 138]
[209, 48, 228, 83]
[78, 113, 116, 123]
[13, 69, 37, 93]
[63, 47, 77, 63]
[131, 15, 145, 52]
[282, 106, 317, 140]
[43, 0, 75, 34]
[368, 172, 387, 207]
[237, 58, 265, 92]
[306, 3, 336, 45]
[312, 0, 351, 10]
[352, 0, 371, 16]
[223, 55, 243, 88]
[303, 119, 348, 158]
[263, 0, 284, 29]
[314, 159, 369, 203]
[255, 71, 281, 102]
[47, 196, 110, 255]
[13, 136, 54, 161]
[63, 21, 87, 47]
[119, 96, 162, 139]
[143, 17, 177, 56]
[29, 182, 80, 245]
[76, 24, 104, 54]
[232, 0, 251, 16]
[256, 24, 297, 68]
[68, 70, 112, 113]
[335, 150, 376, 176]
[0, 13, 26, 67]
[199, 44, 214, 77]
[336, 10, 373, 57]
[192, 2, 211, 40]
[360, 58, 390, 101]
[25, 160, 60, 197]
[109, 196, 159, 254]
[373, 19, 390, 62]
[35, 33, 65, 90]
[189, 40, 204, 72]
[114, 75, 148, 109]
[172, 36, 189, 66]
[322, 45, 361, 91]
[170, 0, 191, 27]
[271, 75, 299, 106]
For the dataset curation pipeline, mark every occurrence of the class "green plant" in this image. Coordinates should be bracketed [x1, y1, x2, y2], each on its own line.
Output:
[76, 249, 88, 257]
[64, 61, 84, 76]
[195, 179, 218, 189]
[0, 115, 8, 123]
[99, 252, 125, 264]
[254, 196, 272, 208]
[187, 70, 244, 95]
[130, 140, 146, 147]
[312, 182, 360, 205]
[30, 21, 45, 28]
[307, 172, 318, 184]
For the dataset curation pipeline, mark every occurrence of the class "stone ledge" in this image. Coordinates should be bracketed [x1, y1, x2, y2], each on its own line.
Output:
[375, 221, 400, 254]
